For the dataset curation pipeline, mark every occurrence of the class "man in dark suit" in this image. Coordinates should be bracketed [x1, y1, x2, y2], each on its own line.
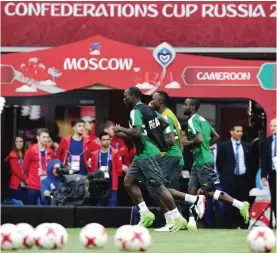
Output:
[217, 123, 251, 229]
[261, 118, 276, 228]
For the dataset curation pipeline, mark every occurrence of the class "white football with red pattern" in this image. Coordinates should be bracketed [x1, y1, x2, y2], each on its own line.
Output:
[34, 223, 58, 249]
[79, 223, 108, 248]
[16, 223, 35, 248]
[247, 227, 276, 253]
[114, 225, 152, 251]
[130, 225, 151, 251]
[1, 223, 23, 250]
[114, 225, 136, 251]
[51, 223, 68, 248]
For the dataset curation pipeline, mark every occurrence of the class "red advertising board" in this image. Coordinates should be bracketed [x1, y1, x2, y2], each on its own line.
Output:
[1, 35, 275, 133]
[1, 1, 276, 47]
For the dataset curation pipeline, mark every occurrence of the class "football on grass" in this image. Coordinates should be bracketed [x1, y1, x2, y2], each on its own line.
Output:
[247, 226, 276, 253]
[114, 225, 152, 251]
[79, 223, 108, 248]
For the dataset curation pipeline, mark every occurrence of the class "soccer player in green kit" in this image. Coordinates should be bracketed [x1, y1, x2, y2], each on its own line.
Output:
[183, 98, 250, 224]
[113, 87, 187, 232]
[149, 91, 205, 231]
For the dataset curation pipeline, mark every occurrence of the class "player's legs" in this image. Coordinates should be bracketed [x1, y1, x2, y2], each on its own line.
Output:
[145, 155, 178, 217]
[159, 156, 204, 214]
[146, 185, 174, 231]
[214, 184, 224, 228]
[146, 156, 204, 231]
[188, 187, 198, 195]
[139, 155, 187, 232]
[188, 166, 200, 195]
[147, 159, 204, 231]
[186, 166, 206, 224]
[169, 162, 183, 191]
[124, 176, 144, 204]
[157, 165, 204, 230]
[155, 156, 180, 230]
[124, 160, 155, 227]
[198, 163, 250, 224]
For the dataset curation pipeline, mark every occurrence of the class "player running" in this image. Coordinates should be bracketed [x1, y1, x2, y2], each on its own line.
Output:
[113, 87, 187, 232]
[183, 98, 250, 224]
[149, 91, 205, 231]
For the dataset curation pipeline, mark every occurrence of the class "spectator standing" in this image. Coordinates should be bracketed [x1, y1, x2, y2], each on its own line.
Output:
[81, 116, 101, 157]
[47, 136, 59, 156]
[56, 119, 95, 175]
[24, 128, 54, 205]
[89, 132, 122, 206]
[5, 136, 28, 203]
[217, 123, 251, 229]
[82, 116, 99, 144]
[101, 121, 129, 159]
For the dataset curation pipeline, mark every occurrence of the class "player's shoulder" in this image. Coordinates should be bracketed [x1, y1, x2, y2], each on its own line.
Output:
[194, 113, 207, 122]
[187, 116, 194, 128]
[130, 108, 141, 116]
[188, 114, 199, 125]
[163, 114, 173, 123]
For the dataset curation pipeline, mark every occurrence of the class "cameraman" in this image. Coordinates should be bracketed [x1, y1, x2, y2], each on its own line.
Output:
[40, 159, 64, 205]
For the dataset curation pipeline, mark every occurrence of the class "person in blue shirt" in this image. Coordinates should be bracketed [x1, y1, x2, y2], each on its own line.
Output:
[57, 119, 93, 175]
[89, 132, 123, 207]
[40, 159, 64, 205]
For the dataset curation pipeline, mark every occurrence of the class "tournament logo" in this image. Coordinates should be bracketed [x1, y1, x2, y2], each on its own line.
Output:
[90, 42, 102, 55]
[153, 42, 176, 79]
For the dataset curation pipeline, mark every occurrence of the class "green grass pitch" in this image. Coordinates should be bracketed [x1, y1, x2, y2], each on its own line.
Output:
[14, 228, 276, 253]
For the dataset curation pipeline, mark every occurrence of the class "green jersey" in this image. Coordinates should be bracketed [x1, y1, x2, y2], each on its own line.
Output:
[187, 113, 214, 167]
[163, 115, 183, 159]
[129, 102, 161, 160]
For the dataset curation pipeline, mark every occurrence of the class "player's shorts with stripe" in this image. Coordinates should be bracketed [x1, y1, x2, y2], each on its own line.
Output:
[126, 154, 164, 187]
[188, 162, 220, 191]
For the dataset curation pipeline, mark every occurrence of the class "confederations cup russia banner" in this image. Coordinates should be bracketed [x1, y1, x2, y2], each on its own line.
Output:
[1, 1, 275, 47]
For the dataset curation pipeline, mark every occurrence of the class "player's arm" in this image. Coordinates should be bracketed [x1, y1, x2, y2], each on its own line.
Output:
[114, 125, 142, 138]
[158, 116, 169, 131]
[114, 131, 131, 139]
[154, 111, 169, 130]
[183, 133, 202, 147]
[114, 109, 142, 138]
[183, 118, 202, 147]
[163, 116, 175, 146]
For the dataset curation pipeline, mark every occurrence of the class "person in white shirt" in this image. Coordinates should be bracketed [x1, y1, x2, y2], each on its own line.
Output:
[216, 123, 251, 229]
